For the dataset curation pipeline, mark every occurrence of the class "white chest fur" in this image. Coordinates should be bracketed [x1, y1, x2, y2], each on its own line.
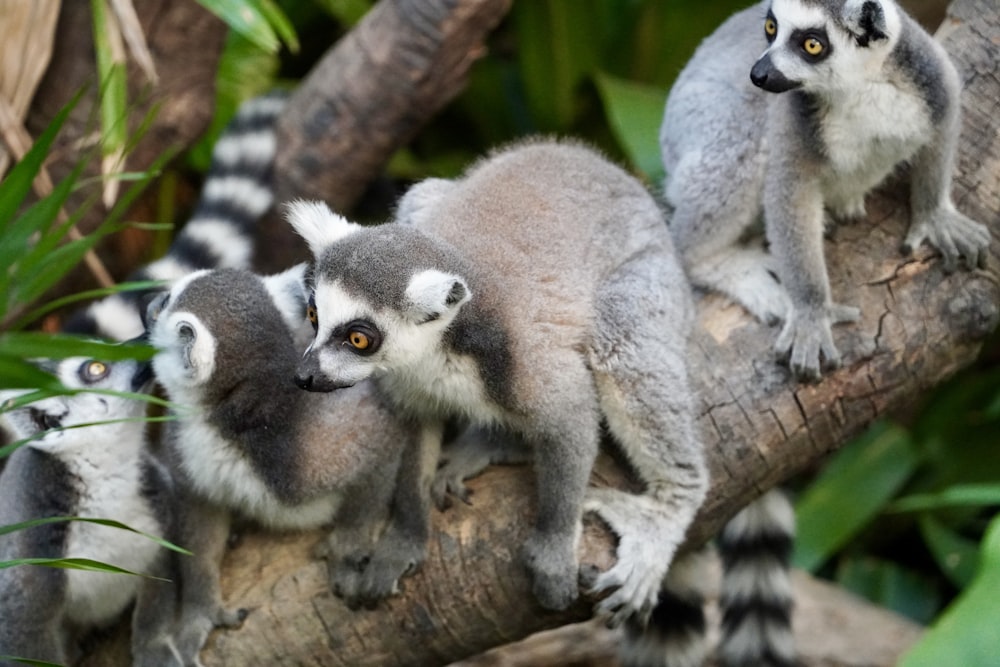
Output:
[381, 350, 506, 425]
[818, 80, 931, 204]
[63, 454, 163, 627]
[174, 414, 340, 530]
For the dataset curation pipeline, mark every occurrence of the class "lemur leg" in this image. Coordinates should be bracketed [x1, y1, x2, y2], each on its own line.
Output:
[521, 353, 602, 611]
[903, 117, 989, 271]
[667, 145, 788, 324]
[431, 425, 532, 508]
[334, 424, 439, 608]
[584, 248, 709, 627]
[132, 550, 183, 667]
[171, 495, 244, 666]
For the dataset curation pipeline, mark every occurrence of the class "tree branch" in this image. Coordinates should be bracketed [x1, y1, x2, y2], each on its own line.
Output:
[81, 0, 999, 664]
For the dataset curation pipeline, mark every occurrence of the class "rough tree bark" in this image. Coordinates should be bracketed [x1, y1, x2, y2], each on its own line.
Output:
[81, 0, 998, 664]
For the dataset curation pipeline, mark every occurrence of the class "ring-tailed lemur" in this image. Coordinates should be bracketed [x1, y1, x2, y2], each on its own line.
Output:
[63, 89, 288, 341]
[0, 356, 180, 666]
[143, 265, 420, 658]
[0, 91, 288, 666]
[660, 0, 990, 380]
[287, 141, 710, 642]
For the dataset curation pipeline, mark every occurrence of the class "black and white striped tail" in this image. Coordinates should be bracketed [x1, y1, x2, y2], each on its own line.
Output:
[63, 90, 288, 341]
[619, 550, 711, 667]
[717, 489, 797, 667]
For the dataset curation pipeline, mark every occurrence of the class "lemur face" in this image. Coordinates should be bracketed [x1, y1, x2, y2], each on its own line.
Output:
[750, 0, 898, 94]
[0, 356, 152, 452]
[295, 268, 470, 393]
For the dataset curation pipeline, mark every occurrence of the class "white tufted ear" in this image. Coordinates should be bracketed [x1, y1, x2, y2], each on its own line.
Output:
[284, 200, 362, 258]
[403, 269, 470, 324]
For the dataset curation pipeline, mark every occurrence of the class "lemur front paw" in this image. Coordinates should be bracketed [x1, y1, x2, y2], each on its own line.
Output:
[903, 209, 989, 272]
[329, 530, 425, 609]
[774, 303, 860, 381]
[521, 530, 579, 611]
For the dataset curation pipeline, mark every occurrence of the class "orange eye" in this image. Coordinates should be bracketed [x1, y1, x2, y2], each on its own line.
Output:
[307, 304, 318, 326]
[348, 331, 370, 350]
[803, 37, 824, 55]
[764, 17, 777, 36]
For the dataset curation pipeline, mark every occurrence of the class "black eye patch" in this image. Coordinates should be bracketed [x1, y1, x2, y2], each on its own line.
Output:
[791, 28, 832, 62]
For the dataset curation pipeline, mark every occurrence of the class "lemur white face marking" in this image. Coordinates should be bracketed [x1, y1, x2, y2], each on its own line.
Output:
[0, 356, 151, 456]
[755, 0, 900, 95]
[300, 270, 471, 392]
[146, 270, 217, 392]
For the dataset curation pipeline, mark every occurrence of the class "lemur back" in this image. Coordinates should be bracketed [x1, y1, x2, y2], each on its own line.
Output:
[0, 357, 175, 666]
[289, 139, 710, 662]
[661, 0, 989, 380]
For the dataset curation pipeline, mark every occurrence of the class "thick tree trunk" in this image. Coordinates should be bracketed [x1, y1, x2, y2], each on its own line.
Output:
[81, 0, 998, 664]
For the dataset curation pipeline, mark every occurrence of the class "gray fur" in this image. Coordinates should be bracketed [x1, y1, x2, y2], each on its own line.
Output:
[661, 0, 989, 380]
[288, 139, 709, 621]
[144, 267, 419, 662]
[0, 358, 179, 666]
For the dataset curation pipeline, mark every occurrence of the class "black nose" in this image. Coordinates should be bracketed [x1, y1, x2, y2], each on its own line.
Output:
[750, 54, 800, 93]
[294, 373, 313, 390]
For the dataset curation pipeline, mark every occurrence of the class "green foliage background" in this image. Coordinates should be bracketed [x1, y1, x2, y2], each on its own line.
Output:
[2, 0, 997, 664]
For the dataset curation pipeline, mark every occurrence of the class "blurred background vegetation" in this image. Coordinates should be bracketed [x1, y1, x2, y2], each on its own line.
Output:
[1, 0, 996, 664]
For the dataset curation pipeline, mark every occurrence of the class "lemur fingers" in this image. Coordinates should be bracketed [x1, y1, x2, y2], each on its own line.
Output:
[904, 210, 990, 272]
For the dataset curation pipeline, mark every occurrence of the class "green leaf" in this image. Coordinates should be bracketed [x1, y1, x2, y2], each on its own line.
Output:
[900, 515, 1000, 667]
[0, 91, 78, 226]
[919, 514, 980, 589]
[594, 72, 667, 182]
[889, 483, 1000, 513]
[793, 421, 920, 571]
[91, 0, 128, 159]
[0, 333, 154, 364]
[195, 0, 297, 53]
[8, 280, 166, 332]
[311, 0, 373, 25]
[836, 555, 941, 623]
[0, 356, 61, 391]
[0, 516, 190, 555]
[0, 655, 62, 667]
[0, 556, 166, 580]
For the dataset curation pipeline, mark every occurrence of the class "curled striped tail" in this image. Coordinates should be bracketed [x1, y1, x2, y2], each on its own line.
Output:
[717, 489, 796, 667]
[618, 550, 711, 667]
[64, 90, 288, 340]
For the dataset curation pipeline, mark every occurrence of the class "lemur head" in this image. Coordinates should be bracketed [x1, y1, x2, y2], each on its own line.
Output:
[285, 200, 472, 392]
[145, 268, 301, 400]
[750, 0, 901, 94]
[0, 355, 153, 454]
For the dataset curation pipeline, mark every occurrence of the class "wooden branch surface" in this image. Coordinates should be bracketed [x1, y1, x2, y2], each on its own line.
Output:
[81, 0, 999, 664]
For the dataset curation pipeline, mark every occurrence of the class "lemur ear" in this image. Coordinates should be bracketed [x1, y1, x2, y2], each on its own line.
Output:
[395, 178, 456, 227]
[404, 269, 471, 323]
[843, 0, 889, 46]
[284, 200, 362, 258]
[170, 315, 215, 382]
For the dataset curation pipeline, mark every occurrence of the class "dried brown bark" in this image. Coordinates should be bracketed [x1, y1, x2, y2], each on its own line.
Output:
[82, 0, 998, 665]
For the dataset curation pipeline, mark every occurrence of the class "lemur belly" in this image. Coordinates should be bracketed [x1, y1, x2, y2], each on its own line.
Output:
[818, 82, 931, 212]
[63, 459, 162, 627]
[177, 419, 341, 529]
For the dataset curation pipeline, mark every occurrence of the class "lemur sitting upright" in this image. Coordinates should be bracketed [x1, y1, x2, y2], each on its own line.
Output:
[142, 265, 420, 661]
[660, 0, 989, 380]
[287, 139, 709, 642]
[0, 357, 176, 667]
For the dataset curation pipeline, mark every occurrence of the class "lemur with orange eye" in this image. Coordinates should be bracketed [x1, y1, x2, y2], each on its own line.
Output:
[660, 0, 989, 381]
